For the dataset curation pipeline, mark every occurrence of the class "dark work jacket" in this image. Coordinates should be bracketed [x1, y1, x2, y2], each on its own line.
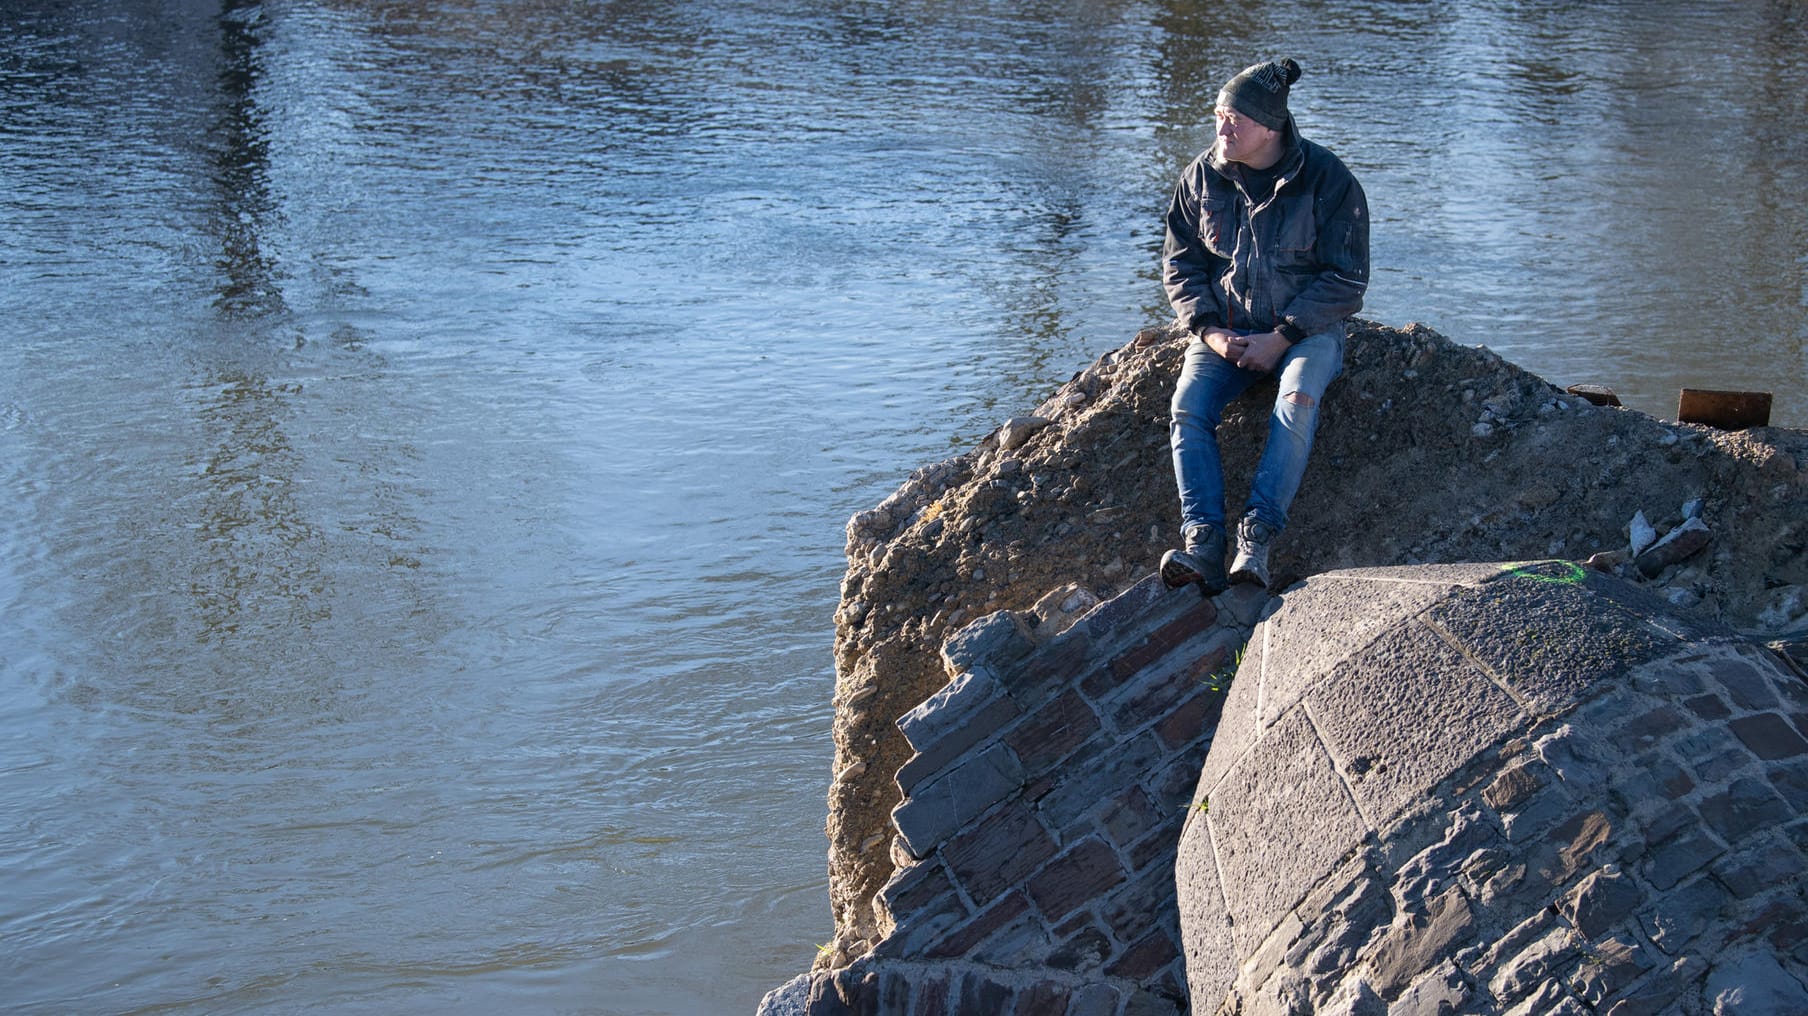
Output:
[1162, 118, 1369, 341]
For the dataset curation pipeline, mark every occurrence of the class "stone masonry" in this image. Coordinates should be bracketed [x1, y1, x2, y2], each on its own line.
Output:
[1179, 562, 1808, 1014]
[763, 573, 1273, 1016]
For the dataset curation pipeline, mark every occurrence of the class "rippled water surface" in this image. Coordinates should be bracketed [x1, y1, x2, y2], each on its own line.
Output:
[2, 1, 1803, 1013]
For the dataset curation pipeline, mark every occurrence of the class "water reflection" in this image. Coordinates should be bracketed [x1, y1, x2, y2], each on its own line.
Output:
[211, 0, 286, 320]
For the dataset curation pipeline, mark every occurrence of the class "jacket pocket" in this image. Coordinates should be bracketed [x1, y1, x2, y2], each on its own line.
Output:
[1273, 196, 1317, 270]
[1200, 196, 1235, 257]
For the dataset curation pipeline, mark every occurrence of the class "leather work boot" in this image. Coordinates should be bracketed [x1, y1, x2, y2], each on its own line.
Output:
[1229, 515, 1276, 589]
[1160, 523, 1228, 595]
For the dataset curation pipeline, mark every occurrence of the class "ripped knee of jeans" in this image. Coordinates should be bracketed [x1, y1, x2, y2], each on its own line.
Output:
[1274, 389, 1319, 437]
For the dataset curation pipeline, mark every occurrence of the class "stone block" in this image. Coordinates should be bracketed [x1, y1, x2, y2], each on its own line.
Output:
[1176, 806, 1237, 1013]
[1768, 759, 1808, 813]
[1366, 886, 1476, 997]
[879, 858, 959, 920]
[892, 742, 1025, 859]
[1632, 661, 1708, 699]
[942, 803, 1058, 907]
[970, 909, 1054, 968]
[1122, 984, 1187, 1016]
[1129, 820, 1179, 873]
[1106, 926, 1180, 980]
[941, 610, 1036, 678]
[1641, 825, 1724, 891]
[1392, 809, 1499, 908]
[1064, 984, 1123, 1016]
[1423, 575, 1672, 717]
[1100, 859, 1182, 944]
[1703, 949, 1808, 1014]
[1712, 657, 1782, 710]
[1243, 910, 1306, 997]
[1017, 631, 1102, 703]
[1609, 754, 1693, 813]
[1672, 725, 1751, 783]
[1306, 619, 1525, 828]
[1500, 781, 1577, 844]
[1195, 632, 1265, 800]
[1387, 959, 1469, 1015]
[1010, 984, 1072, 1016]
[1255, 572, 1468, 727]
[954, 971, 1014, 1015]
[1499, 982, 1570, 1016]
[923, 890, 1029, 961]
[1103, 648, 1219, 735]
[1483, 761, 1547, 811]
[1632, 799, 1692, 850]
[1298, 868, 1393, 980]
[1098, 785, 1162, 853]
[829, 964, 877, 1015]
[1217, 581, 1274, 627]
[1156, 681, 1226, 750]
[1037, 732, 1162, 837]
[1710, 836, 1807, 899]
[1027, 836, 1128, 921]
[1004, 689, 1103, 776]
[1639, 875, 1732, 954]
[805, 969, 856, 1016]
[1559, 866, 1643, 940]
[1106, 595, 1219, 681]
[1609, 704, 1690, 755]
[1485, 923, 1580, 1006]
[896, 668, 1014, 753]
[1545, 810, 1615, 884]
[1319, 976, 1386, 1016]
[1570, 934, 1654, 1008]
[876, 969, 914, 1014]
[1697, 776, 1791, 846]
[913, 974, 953, 1016]
[1729, 712, 1808, 760]
[870, 872, 968, 959]
[1209, 706, 1370, 957]
[1071, 572, 1167, 644]
[755, 973, 813, 1016]
[1142, 751, 1207, 818]
[1047, 914, 1112, 973]
[894, 690, 1022, 795]
[1534, 725, 1614, 785]
[1583, 573, 1726, 644]
[1602, 955, 1705, 1016]
[1684, 692, 1731, 720]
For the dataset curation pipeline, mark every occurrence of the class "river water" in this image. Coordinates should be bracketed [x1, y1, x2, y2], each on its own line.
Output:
[1, 1, 1802, 1013]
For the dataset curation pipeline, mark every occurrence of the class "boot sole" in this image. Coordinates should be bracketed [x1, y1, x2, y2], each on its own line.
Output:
[1228, 555, 1269, 589]
[1162, 550, 1228, 595]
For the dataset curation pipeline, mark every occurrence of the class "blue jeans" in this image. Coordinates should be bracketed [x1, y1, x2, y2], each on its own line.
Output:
[1169, 330, 1344, 536]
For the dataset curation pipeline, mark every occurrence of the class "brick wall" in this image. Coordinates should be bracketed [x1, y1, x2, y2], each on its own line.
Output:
[779, 574, 1271, 1016]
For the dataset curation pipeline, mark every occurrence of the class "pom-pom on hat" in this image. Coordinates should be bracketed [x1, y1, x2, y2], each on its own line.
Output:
[1217, 58, 1301, 131]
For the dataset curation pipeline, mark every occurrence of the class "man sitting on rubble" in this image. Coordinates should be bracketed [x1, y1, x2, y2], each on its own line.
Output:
[1159, 57, 1371, 594]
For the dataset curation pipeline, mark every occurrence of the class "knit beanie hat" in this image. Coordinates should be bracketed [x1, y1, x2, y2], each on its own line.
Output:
[1217, 58, 1301, 131]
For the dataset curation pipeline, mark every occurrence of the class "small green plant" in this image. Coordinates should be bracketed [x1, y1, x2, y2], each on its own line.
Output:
[1198, 644, 1246, 694]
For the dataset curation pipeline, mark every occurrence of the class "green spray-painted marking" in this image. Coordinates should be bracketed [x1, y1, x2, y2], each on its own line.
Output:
[1503, 560, 1587, 585]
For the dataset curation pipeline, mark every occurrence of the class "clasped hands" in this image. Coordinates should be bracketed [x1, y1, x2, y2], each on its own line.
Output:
[1199, 327, 1288, 373]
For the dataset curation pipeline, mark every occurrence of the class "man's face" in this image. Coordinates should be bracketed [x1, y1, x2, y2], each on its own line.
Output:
[1215, 106, 1277, 165]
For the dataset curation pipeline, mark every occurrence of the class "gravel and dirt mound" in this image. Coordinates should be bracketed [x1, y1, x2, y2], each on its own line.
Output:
[818, 319, 1808, 967]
